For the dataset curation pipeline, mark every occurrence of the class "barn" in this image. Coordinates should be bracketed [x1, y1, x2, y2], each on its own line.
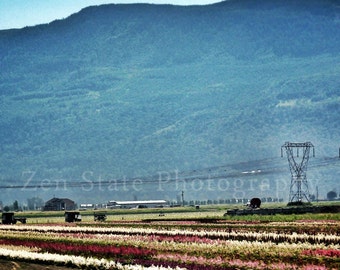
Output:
[43, 197, 76, 211]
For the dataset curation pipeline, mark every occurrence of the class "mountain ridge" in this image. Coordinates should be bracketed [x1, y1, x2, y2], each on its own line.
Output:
[0, 0, 339, 203]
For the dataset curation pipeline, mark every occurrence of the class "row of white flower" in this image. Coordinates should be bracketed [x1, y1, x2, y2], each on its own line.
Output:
[1, 224, 338, 245]
[0, 247, 185, 270]
[2, 229, 339, 255]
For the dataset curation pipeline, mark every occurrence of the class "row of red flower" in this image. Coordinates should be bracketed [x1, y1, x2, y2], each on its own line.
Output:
[0, 238, 153, 261]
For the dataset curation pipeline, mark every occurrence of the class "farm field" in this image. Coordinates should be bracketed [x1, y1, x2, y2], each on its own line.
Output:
[0, 205, 339, 269]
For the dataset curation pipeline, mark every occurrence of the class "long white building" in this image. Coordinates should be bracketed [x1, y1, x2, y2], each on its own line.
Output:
[107, 200, 168, 209]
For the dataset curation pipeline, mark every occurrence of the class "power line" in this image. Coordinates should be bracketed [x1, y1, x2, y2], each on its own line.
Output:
[0, 156, 338, 190]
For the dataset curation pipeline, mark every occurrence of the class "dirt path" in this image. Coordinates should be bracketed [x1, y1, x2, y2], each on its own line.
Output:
[0, 259, 74, 270]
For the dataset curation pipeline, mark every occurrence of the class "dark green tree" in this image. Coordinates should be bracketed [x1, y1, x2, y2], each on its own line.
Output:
[327, 190, 337, 201]
[13, 200, 19, 211]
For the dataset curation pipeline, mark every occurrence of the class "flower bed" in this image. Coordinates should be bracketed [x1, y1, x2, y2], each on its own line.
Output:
[0, 220, 339, 269]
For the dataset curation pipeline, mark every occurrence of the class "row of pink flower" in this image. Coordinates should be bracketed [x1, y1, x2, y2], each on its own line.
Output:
[302, 249, 340, 258]
[1, 224, 339, 245]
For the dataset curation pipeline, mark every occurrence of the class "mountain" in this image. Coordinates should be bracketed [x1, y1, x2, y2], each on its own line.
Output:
[0, 0, 339, 205]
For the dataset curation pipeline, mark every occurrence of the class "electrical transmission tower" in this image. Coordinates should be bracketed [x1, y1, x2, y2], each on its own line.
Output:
[281, 142, 315, 203]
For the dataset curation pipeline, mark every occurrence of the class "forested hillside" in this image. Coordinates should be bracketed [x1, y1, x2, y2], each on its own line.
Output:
[0, 0, 339, 204]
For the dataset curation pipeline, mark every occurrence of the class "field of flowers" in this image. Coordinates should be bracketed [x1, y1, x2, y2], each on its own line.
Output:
[0, 214, 339, 270]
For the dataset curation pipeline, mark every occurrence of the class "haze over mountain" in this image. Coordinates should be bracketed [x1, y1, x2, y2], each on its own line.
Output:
[0, 0, 339, 205]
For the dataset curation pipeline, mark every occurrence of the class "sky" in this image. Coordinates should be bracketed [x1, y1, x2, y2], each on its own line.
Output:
[0, 0, 221, 30]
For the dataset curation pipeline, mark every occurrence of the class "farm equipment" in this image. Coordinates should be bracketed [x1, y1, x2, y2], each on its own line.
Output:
[1, 212, 27, 224]
[64, 211, 82, 222]
[94, 212, 106, 221]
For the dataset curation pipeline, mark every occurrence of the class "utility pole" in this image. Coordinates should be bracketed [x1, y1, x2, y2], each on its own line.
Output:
[281, 142, 314, 203]
[181, 190, 184, 206]
[316, 186, 319, 203]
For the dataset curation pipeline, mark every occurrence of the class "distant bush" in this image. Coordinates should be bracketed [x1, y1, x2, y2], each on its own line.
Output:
[287, 201, 312, 207]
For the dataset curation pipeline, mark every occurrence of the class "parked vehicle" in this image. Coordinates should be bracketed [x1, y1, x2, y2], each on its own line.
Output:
[1, 212, 27, 224]
[94, 212, 106, 221]
[64, 211, 81, 222]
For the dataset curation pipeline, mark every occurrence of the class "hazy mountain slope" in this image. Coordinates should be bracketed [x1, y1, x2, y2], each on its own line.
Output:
[0, 0, 339, 203]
